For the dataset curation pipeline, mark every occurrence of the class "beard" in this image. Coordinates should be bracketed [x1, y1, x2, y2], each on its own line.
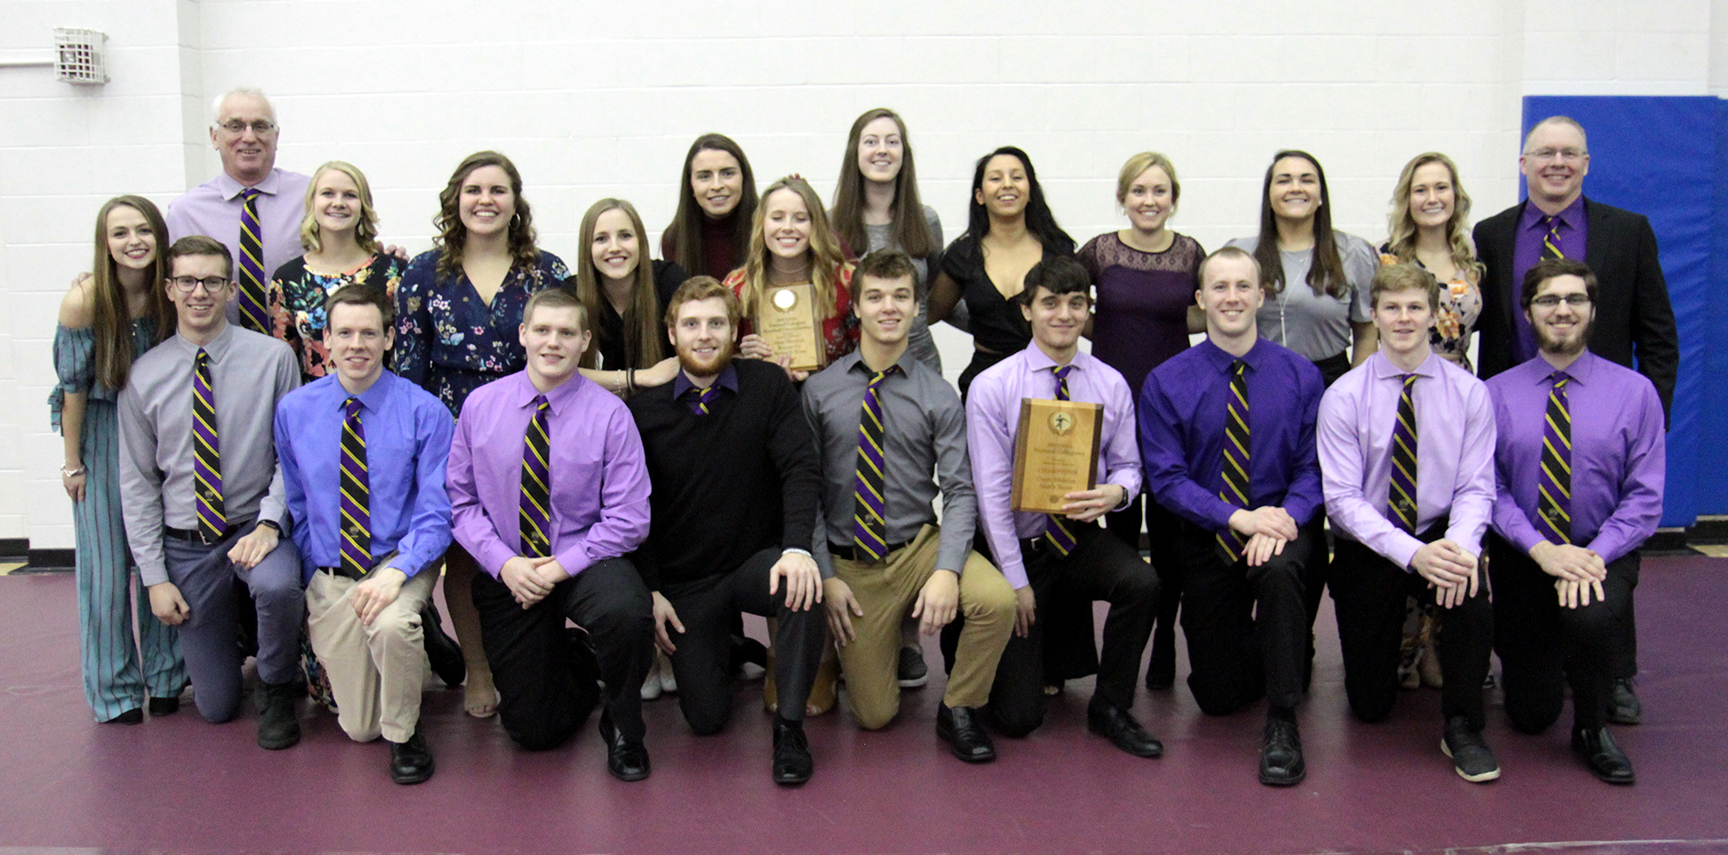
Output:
[1533, 314, 1594, 358]
[676, 336, 734, 379]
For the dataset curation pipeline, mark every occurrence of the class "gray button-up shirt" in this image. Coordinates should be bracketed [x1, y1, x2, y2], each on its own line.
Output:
[119, 324, 301, 585]
[802, 349, 977, 578]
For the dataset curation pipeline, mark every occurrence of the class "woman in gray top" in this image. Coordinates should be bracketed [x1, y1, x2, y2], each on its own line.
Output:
[831, 108, 944, 373]
[1227, 149, 1377, 387]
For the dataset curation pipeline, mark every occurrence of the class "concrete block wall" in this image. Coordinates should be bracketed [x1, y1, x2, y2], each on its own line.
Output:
[1, 0, 1718, 549]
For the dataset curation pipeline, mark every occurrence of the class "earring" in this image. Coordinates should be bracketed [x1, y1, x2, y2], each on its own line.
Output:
[510, 212, 522, 229]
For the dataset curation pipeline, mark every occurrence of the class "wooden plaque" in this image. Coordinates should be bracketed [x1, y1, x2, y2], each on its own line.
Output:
[756, 283, 825, 372]
[1011, 398, 1104, 514]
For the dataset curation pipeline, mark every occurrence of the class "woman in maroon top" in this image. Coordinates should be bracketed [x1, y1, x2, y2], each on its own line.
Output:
[661, 133, 760, 281]
[1077, 151, 1205, 690]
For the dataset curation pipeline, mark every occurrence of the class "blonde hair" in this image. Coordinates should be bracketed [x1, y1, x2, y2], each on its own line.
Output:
[299, 161, 381, 254]
[737, 176, 848, 320]
[1115, 151, 1181, 206]
[1384, 152, 1482, 286]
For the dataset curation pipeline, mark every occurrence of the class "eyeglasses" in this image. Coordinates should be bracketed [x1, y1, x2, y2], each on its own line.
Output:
[1522, 147, 1586, 163]
[1531, 293, 1591, 308]
[216, 119, 277, 135]
[169, 276, 232, 293]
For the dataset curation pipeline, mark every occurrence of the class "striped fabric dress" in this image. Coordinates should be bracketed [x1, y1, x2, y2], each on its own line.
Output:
[51, 319, 186, 721]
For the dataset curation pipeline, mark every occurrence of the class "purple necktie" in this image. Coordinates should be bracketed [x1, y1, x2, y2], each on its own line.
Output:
[1388, 373, 1419, 533]
[338, 396, 371, 578]
[1043, 365, 1078, 556]
[519, 395, 552, 558]
[1536, 372, 1572, 544]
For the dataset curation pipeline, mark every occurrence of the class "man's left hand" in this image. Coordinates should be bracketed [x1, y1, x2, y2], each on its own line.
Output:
[768, 551, 822, 611]
[351, 567, 407, 625]
[227, 523, 280, 569]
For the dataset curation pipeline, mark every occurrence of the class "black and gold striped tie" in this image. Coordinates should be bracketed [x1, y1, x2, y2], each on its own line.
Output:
[191, 348, 225, 541]
[338, 396, 371, 579]
[519, 395, 553, 558]
[1217, 360, 1249, 561]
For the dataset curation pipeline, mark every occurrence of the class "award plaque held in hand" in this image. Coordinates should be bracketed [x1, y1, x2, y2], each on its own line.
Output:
[758, 283, 825, 372]
[1011, 398, 1103, 514]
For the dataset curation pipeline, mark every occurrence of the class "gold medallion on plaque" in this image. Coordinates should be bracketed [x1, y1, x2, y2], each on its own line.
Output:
[757, 282, 825, 372]
[1011, 398, 1104, 514]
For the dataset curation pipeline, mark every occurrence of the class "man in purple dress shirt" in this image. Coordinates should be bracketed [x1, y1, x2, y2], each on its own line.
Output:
[1486, 259, 1663, 785]
[1474, 116, 1677, 723]
[966, 257, 1162, 759]
[1318, 263, 1499, 783]
[1138, 246, 1324, 786]
[446, 288, 656, 781]
[274, 285, 451, 784]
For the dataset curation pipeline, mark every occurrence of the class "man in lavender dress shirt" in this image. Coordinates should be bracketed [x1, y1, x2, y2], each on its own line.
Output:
[1474, 116, 1677, 723]
[1318, 263, 1499, 783]
[446, 288, 656, 781]
[274, 285, 451, 784]
[967, 257, 1162, 758]
[1139, 246, 1324, 786]
[1486, 259, 1663, 785]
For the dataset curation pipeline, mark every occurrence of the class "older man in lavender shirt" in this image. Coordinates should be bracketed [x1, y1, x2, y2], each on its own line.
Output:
[1486, 258, 1663, 786]
[446, 289, 655, 781]
[1319, 263, 1498, 784]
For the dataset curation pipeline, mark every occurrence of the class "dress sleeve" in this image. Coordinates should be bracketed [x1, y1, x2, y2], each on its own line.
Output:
[394, 253, 438, 386]
[49, 324, 96, 432]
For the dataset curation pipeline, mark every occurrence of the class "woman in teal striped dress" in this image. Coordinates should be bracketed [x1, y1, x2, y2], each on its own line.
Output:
[51, 195, 184, 723]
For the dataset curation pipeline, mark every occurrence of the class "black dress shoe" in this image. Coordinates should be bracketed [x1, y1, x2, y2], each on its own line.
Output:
[421, 602, 467, 688]
[1572, 726, 1635, 784]
[1607, 678, 1643, 725]
[104, 708, 143, 725]
[599, 711, 651, 782]
[148, 696, 180, 717]
[771, 717, 813, 785]
[1086, 701, 1163, 758]
[388, 730, 436, 785]
[1260, 718, 1306, 786]
[256, 680, 302, 750]
[936, 703, 996, 763]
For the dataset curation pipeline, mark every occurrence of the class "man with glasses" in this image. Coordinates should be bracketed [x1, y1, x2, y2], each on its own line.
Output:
[118, 236, 305, 748]
[1485, 259, 1663, 784]
[1473, 114, 1676, 723]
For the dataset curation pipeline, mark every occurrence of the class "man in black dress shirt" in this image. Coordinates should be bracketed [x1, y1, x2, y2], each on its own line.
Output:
[627, 276, 826, 785]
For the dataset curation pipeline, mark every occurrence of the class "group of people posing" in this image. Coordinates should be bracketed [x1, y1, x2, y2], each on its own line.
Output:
[51, 87, 1675, 790]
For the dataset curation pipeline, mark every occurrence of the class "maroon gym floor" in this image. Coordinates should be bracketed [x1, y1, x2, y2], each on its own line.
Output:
[0, 554, 1724, 855]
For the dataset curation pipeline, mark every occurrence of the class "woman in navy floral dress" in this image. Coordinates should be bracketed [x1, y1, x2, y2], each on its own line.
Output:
[395, 150, 569, 717]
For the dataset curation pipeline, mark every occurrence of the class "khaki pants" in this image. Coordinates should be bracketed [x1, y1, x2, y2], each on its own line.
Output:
[832, 524, 1015, 729]
[306, 566, 437, 743]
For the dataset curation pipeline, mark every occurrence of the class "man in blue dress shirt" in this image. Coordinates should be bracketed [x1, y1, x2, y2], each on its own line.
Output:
[1486, 258, 1664, 785]
[1317, 263, 1499, 783]
[274, 285, 452, 784]
[1139, 246, 1325, 786]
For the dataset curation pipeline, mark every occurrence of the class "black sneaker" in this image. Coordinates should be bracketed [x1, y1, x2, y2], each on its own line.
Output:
[1441, 716, 1501, 783]
[256, 680, 301, 750]
[896, 646, 929, 688]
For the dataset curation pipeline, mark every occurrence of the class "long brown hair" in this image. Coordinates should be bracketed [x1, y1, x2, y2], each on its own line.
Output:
[830, 108, 935, 259]
[88, 196, 174, 391]
[573, 198, 664, 370]
[432, 150, 539, 280]
[1384, 152, 1483, 286]
[664, 133, 758, 275]
[738, 177, 849, 320]
[1254, 149, 1348, 299]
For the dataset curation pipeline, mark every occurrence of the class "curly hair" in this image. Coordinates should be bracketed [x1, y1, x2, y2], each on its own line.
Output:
[432, 150, 539, 280]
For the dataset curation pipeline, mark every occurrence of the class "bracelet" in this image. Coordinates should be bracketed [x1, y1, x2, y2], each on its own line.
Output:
[626, 369, 636, 394]
[60, 464, 86, 478]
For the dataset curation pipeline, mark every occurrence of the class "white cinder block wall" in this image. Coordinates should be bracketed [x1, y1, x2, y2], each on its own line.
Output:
[2, 0, 1720, 550]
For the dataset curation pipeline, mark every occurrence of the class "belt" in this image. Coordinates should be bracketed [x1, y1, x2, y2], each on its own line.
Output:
[163, 524, 248, 546]
[317, 565, 368, 582]
[829, 541, 909, 563]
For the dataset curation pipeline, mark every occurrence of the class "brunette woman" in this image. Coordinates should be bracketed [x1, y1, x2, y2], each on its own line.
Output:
[396, 150, 570, 717]
[51, 196, 183, 723]
[662, 133, 759, 281]
[571, 197, 684, 399]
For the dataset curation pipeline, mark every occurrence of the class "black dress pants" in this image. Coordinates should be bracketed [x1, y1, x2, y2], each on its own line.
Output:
[983, 524, 1158, 737]
[1330, 526, 1492, 730]
[1488, 534, 1639, 733]
[660, 547, 827, 735]
[1174, 519, 1318, 715]
[473, 557, 653, 751]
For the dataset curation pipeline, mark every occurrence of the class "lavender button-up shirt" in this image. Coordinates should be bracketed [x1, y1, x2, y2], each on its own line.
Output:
[448, 371, 651, 579]
[966, 345, 1141, 590]
[1486, 351, 1664, 564]
[1511, 196, 1588, 362]
[166, 168, 312, 326]
[1319, 352, 1496, 568]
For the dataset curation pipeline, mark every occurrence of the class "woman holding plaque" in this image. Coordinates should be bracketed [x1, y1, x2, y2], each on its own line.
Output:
[830, 107, 944, 373]
[395, 150, 571, 719]
[723, 175, 858, 376]
[571, 197, 685, 399]
[1225, 149, 1378, 388]
[662, 133, 760, 281]
[927, 145, 1076, 397]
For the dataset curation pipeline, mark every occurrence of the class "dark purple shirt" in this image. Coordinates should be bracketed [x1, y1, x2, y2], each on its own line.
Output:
[1138, 338, 1325, 534]
[1485, 351, 1664, 563]
[670, 363, 739, 415]
[1511, 196, 1588, 362]
[1078, 231, 1204, 395]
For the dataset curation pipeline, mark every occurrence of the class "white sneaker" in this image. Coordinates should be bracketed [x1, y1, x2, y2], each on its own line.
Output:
[657, 650, 678, 694]
[640, 657, 663, 701]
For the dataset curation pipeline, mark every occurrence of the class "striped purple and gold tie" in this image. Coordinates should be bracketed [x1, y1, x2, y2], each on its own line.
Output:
[237, 188, 269, 333]
[339, 396, 371, 578]
[851, 367, 898, 562]
[1388, 373, 1419, 533]
[1536, 372, 1572, 544]
[192, 349, 225, 541]
[1540, 215, 1564, 260]
[519, 395, 553, 558]
[1217, 360, 1250, 561]
[1043, 364, 1079, 556]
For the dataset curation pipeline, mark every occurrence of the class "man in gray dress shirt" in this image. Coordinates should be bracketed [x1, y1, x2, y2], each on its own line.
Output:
[118, 235, 305, 749]
[804, 251, 1015, 762]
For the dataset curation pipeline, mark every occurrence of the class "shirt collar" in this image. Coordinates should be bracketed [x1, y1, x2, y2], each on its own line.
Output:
[1532, 349, 1599, 386]
[333, 369, 397, 413]
[174, 323, 237, 362]
[509, 369, 586, 415]
[1020, 343, 1091, 375]
[1367, 350, 1442, 381]
[1520, 194, 1586, 232]
[1196, 337, 1266, 375]
[842, 348, 918, 380]
[216, 168, 282, 201]
[671, 361, 739, 401]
